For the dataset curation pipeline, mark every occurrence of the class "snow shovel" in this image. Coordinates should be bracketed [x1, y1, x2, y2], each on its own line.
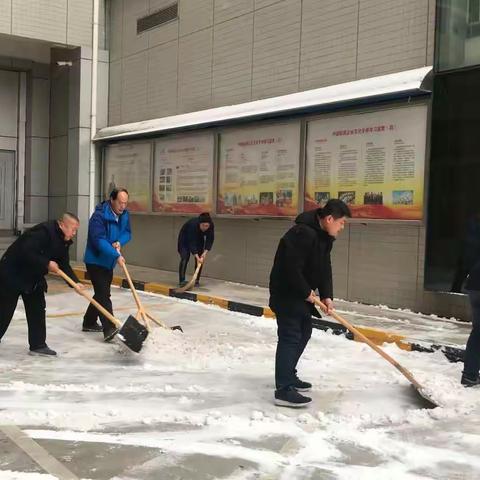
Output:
[57, 269, 149, 353]
[175, 260, 203, 293]
[313, 298, 439, 408]
[120, 262, 183, 332]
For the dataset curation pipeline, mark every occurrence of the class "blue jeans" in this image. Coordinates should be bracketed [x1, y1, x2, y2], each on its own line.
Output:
[464, 291, 480, 379]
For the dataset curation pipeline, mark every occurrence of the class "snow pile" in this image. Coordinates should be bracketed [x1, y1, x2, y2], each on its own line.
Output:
[1, 287, 480, 478]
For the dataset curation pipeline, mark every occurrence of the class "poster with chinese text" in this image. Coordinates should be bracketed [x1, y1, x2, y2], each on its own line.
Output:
[304, 105, 427, 220]
[104, 142, 151, 213]
[153, 133, 214, 214]
[217, 123, 301, 216]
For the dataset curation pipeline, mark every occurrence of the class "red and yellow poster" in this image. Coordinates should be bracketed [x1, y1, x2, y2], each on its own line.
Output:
[104, 142, 151, 213]
[217, 123, 301, 216]
[152, 133, 214, 214]
[304, 105, 428, 220]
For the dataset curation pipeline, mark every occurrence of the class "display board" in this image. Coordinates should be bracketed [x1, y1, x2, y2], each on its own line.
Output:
[217, 123, 301, 216]
[152, 133, 215, 213]
[104, 142, 152, 212]
[304, 105, 428, 220]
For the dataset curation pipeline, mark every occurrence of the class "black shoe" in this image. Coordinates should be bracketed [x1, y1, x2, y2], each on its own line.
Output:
[178, 280, 188, 287]
[461, 374, 480, 387]
[82, 321, 103, 332]
[194, 281, 200, 287]
[293, 377, 312, 392]
[29, 346, 57, 357]
[274, 386, 312, 408]
[103, 327, 119, 342]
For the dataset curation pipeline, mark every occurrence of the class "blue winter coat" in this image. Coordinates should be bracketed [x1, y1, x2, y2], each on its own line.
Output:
[84, 201, 131, 270]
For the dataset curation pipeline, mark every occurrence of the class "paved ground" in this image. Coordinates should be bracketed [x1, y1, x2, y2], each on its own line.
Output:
[78, 261, 472, 348]
[0, 277, 479, 479]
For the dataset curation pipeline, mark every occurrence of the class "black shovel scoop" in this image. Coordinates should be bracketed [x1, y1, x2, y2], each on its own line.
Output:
[116, 315, 149, 352]
[58, 270, 149, 353]
[120, 262, 183, 333]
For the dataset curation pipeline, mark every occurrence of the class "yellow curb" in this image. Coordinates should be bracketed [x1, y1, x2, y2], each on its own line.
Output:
[197, 294, 229, 309]
[263, 307, 275, 318]
[74, 269, 86, 280]
[144, 282, 172, 296]
[353, 326, 411, 350]
[395, 341, 412, 351]
[71, 268, 413, 350]
[112, 275, 123, 287]
[355, 326, 406, 342]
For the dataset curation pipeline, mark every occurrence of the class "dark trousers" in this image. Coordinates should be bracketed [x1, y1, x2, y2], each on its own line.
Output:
[451, 253, 467, 293]
[273, 300, 313, 390]
[0, 283, 47, 350]
[178, 248, 203, 283]
[83, 264, 114, 331]
[464, 291, 480, 379]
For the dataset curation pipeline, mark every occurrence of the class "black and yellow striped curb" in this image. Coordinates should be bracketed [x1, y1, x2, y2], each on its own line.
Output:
[73, 267, 465, 363]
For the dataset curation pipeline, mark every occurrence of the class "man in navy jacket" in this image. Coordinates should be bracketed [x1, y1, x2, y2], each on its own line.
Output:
[83, 188, 131, 340]
[177, 213, 214, 287]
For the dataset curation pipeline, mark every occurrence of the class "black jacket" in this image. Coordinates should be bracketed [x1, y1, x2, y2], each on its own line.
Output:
[269, 210, 334, 307]
[177, 218, 214, 255]
[464, 215, 480, 290]
[0, 220, 79, 293]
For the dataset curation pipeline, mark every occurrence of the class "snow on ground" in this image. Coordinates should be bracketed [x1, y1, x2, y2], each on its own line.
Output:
[0, 281, 479, 479]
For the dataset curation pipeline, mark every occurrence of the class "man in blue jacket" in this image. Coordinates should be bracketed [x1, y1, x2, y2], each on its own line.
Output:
[83, 188, 131, 340]
[177, 212, 214, 287]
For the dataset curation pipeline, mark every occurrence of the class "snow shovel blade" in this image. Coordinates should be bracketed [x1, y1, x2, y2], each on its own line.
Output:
[313, 299, 440, 409]
[412, 385, 439, 409]
[118, 315, 149, 353]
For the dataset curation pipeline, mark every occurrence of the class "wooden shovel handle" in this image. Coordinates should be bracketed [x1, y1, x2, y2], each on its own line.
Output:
[314, 298, 422, 389]
[120, 262, 152, 331]
[192, 260, 202, 280]
[120, 263, 143, 312]
[175, 261, 202, 293]
[57, 269, 121, 327]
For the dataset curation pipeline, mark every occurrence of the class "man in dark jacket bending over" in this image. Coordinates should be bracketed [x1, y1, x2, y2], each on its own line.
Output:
[269, 199, 351, 407]
[0, 213, 83, 356]
[177, 212, 214, 287]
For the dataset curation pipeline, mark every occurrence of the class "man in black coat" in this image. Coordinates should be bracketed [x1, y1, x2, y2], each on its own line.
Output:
[460, 223, 480, 386]
[177, 212, 214, 287]
[269, 199, 351, 407]
[0, 213, 83, 356]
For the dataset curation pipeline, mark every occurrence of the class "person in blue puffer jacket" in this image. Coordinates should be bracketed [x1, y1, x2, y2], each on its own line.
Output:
[82, 188, 131, 341]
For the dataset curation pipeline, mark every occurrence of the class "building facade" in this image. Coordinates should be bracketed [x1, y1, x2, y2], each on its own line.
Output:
[103, 0, 446, 315]
[0, 0, 108, 258]
[2, 1, 477, 319]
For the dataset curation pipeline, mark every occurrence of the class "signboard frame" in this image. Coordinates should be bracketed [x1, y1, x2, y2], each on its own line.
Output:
[102, 140, 153, 214]
[216, 120, 303, 219]
[303, 102, 429, 223]
[152, 131, 216, 215]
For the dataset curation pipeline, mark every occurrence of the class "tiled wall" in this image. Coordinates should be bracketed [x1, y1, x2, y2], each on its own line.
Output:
[109, 0, 433, 125]
[107, 1, 449, 316]
[1, 1, 105, 48]
[123, 215, 434, 313]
